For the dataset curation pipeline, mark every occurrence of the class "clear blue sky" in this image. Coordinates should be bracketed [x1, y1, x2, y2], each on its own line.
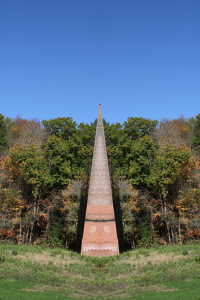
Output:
[0, 0, 199, 125]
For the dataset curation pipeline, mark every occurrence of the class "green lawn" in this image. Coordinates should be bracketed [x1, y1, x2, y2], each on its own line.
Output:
[0, 243, 200, 299]
[1, 278, 200, 300]
[0, 279, 70, 300]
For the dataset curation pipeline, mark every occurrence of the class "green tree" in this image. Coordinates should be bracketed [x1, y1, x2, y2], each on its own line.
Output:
[42, 135, 72, 187]
[0, 114, 9, 154]
[128, 135, 158, 188]
[149, 146, 194, 198]
[123, 117, 158, 140]
[105, 117, 158, 180]
[6, 145, 52, 198]
[191, 114, 200, 152]
[42, 117, 77, 140]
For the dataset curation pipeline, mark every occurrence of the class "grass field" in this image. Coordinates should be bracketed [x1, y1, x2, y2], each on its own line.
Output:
[0, 242, 200, 299]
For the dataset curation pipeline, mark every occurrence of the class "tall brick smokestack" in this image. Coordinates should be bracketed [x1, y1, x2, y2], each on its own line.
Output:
[81, 104, 119, 256]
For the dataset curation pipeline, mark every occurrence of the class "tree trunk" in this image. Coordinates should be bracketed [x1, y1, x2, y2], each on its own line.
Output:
[179, 216, 182, 245]
[65, 226, 69, 249]
[26, 227, 29, 244]
[46, 206, 50, 244]
[18, 216, 21, 245]
[29, 222, 33, 244]
[166, 220, 171, 244]
[150, 207, 154, 244]
[171, 226, 175, 244]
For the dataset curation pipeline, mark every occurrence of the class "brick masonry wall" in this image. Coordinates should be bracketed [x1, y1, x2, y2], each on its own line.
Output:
[81, 104, 119, 256]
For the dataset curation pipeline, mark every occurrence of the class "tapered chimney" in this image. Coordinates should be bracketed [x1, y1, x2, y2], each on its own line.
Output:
[81, 105, 119, 256]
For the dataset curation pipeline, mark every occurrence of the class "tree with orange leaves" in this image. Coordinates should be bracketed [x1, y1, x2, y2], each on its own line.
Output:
[10, 116, 47, 149]
[153, 116, 190, 150]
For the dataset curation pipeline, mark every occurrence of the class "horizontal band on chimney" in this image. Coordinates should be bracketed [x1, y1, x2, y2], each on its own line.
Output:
[85, 219, 115, 223]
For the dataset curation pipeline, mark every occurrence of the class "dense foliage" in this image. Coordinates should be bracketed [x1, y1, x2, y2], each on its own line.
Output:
[0, 113, 200, 250]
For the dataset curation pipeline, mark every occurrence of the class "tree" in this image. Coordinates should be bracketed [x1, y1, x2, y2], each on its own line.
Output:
[105, 117, 158, 180]
[177, 188, 200, 240]
[0, 114, 9, 154]
[128, 135, 158, 188]
[153, 117, 190, 150]
[6, 145, 52, 197]
[42, 117, 77, 140]
[191, 114, 200, 152]
[11, 116, 47, 150]
[42, 135, 72, 187]
[123, 117, 158, 140]
[149, 146, 194, 197]
[147, 146, 195, 243]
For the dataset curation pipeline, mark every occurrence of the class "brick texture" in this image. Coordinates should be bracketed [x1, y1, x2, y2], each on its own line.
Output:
[81, 104, 119, 256]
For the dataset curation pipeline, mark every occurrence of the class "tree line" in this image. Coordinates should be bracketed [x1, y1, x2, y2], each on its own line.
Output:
[0, 113, 200, 250]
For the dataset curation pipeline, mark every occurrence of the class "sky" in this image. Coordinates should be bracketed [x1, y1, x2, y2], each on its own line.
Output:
[0, 0, 200, 125]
